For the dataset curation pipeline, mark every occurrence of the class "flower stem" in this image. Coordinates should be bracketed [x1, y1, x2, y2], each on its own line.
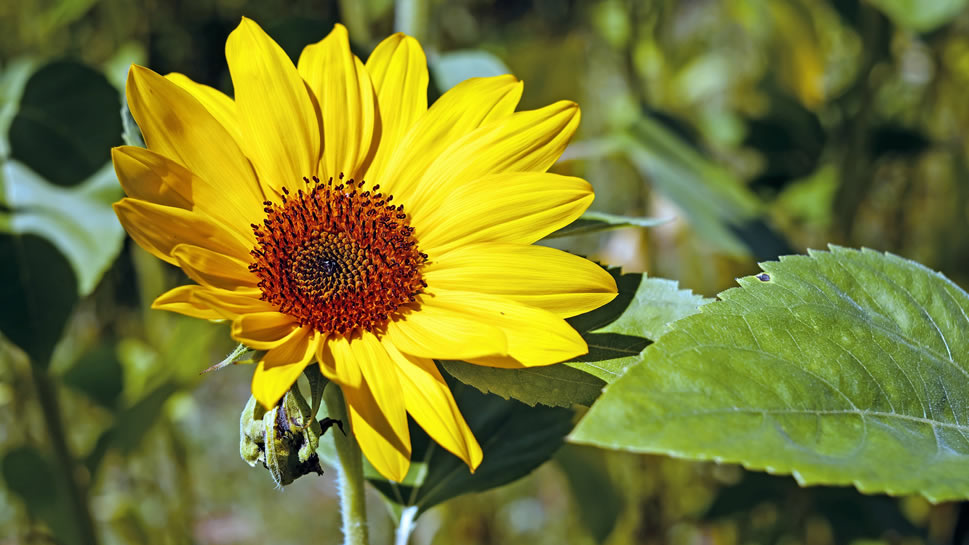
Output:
[324, 385, 369, 545]
[30, 365, 100, 545]
[394, 506, 419, 545]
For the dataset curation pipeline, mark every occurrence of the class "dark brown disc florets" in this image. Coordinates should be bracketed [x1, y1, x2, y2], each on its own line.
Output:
[249, 175, 427, 335]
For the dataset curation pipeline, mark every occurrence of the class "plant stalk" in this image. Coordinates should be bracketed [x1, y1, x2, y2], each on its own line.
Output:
[30, 365, 100, 545]
[324, 385, 369, 545]
[395, 0, 428, 42]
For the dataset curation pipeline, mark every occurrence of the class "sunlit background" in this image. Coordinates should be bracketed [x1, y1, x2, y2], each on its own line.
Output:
[2, 0, 969, 543]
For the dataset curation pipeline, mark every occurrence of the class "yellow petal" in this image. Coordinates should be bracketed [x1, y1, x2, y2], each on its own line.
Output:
[125, 65, 260, 201]
[383, 340, 482, 471]
[252, 328, 319, 408]
[187, 287, 274, 319]
[164, 72, 242, 143]
[226, 17, 321, 195]
[405, 101, 580, 223]
[423, 289, 587, 367]
[113, 199, 252, 264]
[424, 243, 617, 318]
[374, 75, 522, 198]
[112, 146, 263, 241]
[343, 378, 412, 482]
[298, 23, 379, 179]
[415, 172, 593, 254]
[231, 311, 300, 350]
[317, 334, 362, 387]
[171, 244, 258, 291]
[151, 285, 226, 320]
[364, 33, 427, 181]
[386, 299, 508, 360]
[343, 332, 410, 481]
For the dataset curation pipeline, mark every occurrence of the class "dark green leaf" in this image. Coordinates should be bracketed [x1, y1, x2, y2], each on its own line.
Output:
[354, 377, 574, 515]
[441, 359, 604, 408]
[555, 445, 622, 543]
[572, 246, 969, 502]
[0, 233, 77, 367]
[2, 446, 82, 545]
[9, 60, 122, 187]
[61, 343, 123, 408]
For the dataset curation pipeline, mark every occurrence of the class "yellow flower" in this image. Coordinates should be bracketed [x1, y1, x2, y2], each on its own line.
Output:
[113, 17, 617, 482]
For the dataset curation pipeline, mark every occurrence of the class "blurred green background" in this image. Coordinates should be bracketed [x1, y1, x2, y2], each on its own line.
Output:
[2, 0, 969, 544]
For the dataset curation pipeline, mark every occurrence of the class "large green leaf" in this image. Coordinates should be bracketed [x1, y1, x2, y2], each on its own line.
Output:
[8, 59, 121, 187]
[868, 0, 967, 32]
[0, 233, 77, 367]
[571, 246, 969, 502]
[0, 160, 124, 295]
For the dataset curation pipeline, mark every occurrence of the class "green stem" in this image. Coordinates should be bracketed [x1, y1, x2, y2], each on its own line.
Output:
[324, 385, 369, 545]
[30, 365, 100, 545]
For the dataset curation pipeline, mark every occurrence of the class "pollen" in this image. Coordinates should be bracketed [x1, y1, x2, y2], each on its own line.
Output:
[249, 175, 427, 335]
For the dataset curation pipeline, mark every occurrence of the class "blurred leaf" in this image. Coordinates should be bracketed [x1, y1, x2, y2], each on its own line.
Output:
[869, 123, 932, 158]
[0, 58, 34, 158]
[440, 360, 604, 408]
[867, 0, 967, 32]
[0, 160, 125, 295]
[555, 445, 622, 543]
[572, 246, 969, 502]
[0, 234, 77, 367]
[112, 381, 179, 453]
[61, 343, 124, 408]
[544, 211, 671, 239]
[9, 60, 121, 187]
[121, 100, 144, 148]
[430, 50, 511, 92]
[622, 117, 792, 260]
[2, 446, 82, 545]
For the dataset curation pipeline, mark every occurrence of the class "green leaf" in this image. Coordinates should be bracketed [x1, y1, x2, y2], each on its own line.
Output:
[8, 59, 122, 187]
[0, 159, 125, 295]
[61, 343, 124, 408]
[571, 246, 969, 502]
[544, 211, 671, 239]
[868, 0, 967, 32]
[596, 276, 713, 341]
[0, 58, 34, 158]
[2, 446, 82, 545]
[0, 233, 77, 367]
[622, 118, 791, 260]
[555, 445, 622, 543]
[440, 360, 604, 408]
[431, 50, 511, 92]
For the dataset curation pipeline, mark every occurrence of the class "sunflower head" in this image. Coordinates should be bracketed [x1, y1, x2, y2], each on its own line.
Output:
[114, 17, 618, 482]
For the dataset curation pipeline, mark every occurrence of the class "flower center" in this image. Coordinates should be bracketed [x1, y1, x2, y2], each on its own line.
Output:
[249, 175, 427, 336]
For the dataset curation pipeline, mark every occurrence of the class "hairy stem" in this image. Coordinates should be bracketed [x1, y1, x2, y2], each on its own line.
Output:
[324, 385, 369, 545]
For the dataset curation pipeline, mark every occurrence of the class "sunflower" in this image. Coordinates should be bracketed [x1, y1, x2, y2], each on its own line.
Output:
[113, 17, 618, 482]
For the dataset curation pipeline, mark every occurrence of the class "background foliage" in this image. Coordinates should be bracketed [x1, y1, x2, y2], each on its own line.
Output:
[3, 0, 969, 544]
